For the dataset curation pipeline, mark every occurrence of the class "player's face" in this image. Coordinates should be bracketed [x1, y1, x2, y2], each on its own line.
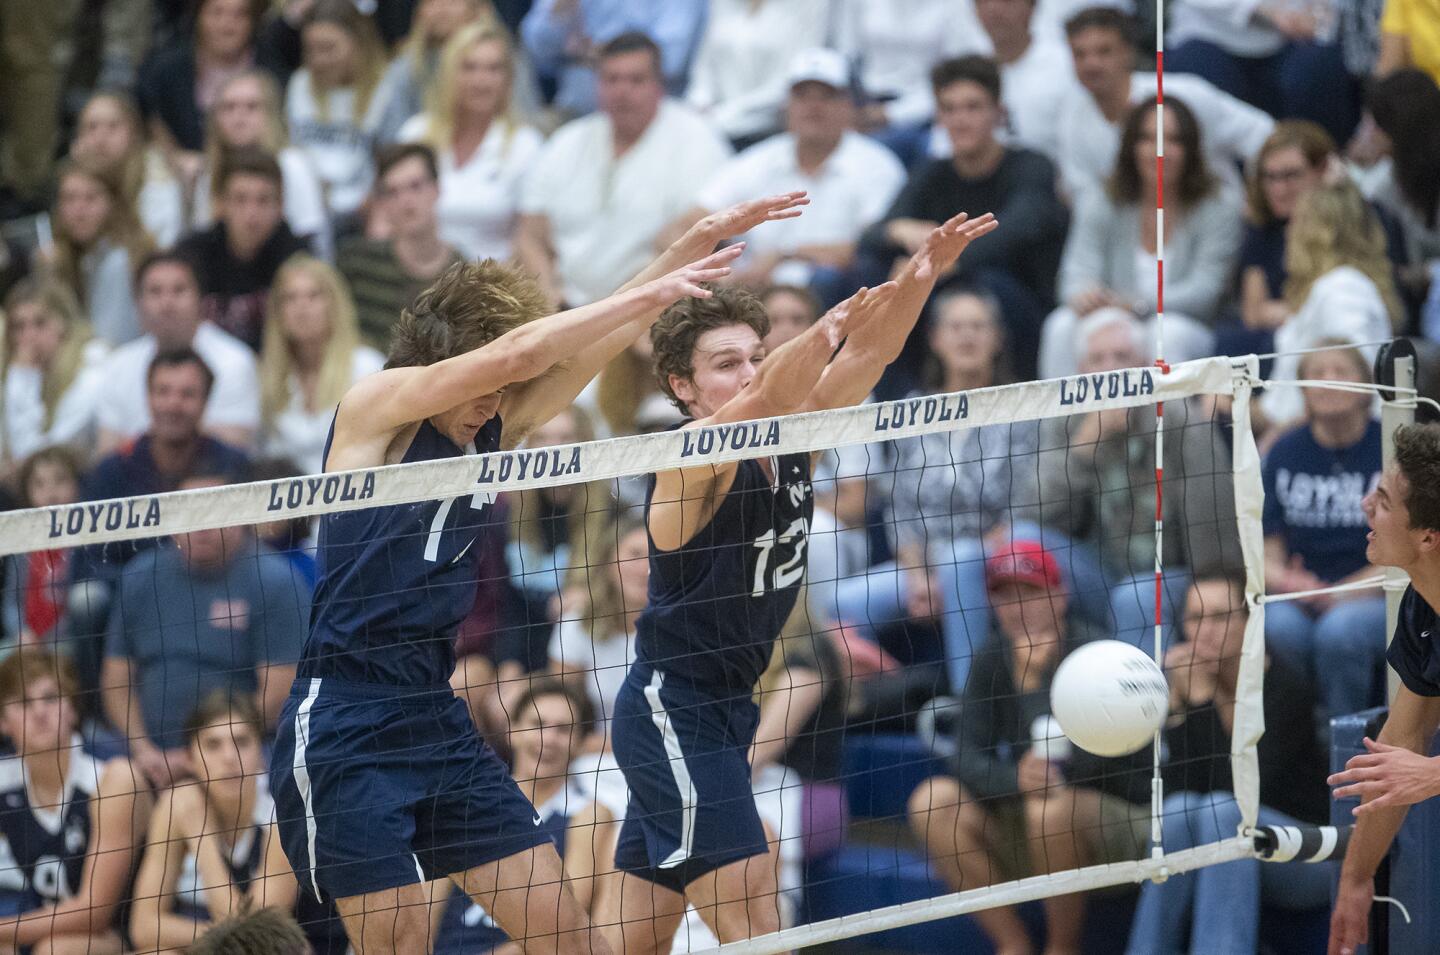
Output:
[929, 295, 1001, 382]
[786, 82, 851, 145]
[1364, 467, 1426, 569]
[672, 324, 766, 419]
[1068, 27, 1131, 95]
[0, 676, 74, 756]
[192, 718, 264, 790]
[511, 693, 580, 778]
[991, 580, 1067, 649]
[1182, 579, 1245, 663]
[616, 526, 650, 610]
[433, 391, 503, 446]
[936, 80, 1001, 160]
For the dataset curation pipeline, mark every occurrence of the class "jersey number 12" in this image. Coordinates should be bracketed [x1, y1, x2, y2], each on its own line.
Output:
[752, 518, 808, 596]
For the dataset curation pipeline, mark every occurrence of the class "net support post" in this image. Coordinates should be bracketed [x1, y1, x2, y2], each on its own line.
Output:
[1379, 350, 1417, 704]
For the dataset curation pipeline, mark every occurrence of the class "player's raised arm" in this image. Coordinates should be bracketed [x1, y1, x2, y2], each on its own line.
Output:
[501, 192, 812, 439]
[806, 211, 997, 412]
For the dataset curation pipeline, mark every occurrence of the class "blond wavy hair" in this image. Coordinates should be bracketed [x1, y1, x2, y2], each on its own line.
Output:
[415, 22, 522, 155]
[1284, 180, 1403, 327]
[259, 255, 365, 428]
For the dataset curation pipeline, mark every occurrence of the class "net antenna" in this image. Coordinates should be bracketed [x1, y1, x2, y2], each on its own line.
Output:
[1149, 0, 1169, 872]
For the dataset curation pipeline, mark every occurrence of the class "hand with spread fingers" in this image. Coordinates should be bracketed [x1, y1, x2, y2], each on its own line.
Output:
[1329, 736, 1440, 813]
[694, 191, 811, 244]
[818, 282, 900, 350]
[911, 211, 999, 280]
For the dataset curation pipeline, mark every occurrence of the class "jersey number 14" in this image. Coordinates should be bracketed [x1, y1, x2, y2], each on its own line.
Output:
[751, 518, 808, 597]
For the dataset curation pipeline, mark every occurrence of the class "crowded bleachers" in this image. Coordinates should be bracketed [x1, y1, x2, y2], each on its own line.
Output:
[0, 0, 1437, 951]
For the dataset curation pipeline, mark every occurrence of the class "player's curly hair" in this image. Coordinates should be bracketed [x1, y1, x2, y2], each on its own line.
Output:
[188, 903, 308, 955]
[650, 285, 770, 413]
[386, 261, 550, 369]
[1394, 423, 1440, 533]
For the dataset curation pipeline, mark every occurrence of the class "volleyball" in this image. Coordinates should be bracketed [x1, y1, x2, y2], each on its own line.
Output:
[1050, 640, 1170, 757]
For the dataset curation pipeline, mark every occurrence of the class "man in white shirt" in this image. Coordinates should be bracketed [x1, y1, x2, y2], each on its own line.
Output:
[674, 48, 906, 303]
[1056, 6, 1273, 198]
[515, 32, 731, 309]
[93, 252, 260, 455]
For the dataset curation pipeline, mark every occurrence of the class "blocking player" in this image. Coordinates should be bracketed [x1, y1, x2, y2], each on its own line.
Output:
[1327, 422, 1440, 955]
[604, 211, 998, 953]
[268, 194, 811, 955]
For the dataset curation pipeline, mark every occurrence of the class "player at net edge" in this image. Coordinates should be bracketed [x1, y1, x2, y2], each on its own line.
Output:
[266, 192, 813, 955]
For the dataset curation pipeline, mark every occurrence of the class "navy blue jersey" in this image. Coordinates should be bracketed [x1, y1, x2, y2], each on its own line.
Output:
[635, 450, 814, 691]
[299, 416, 503, 686]
[0, 741, 101, 906]
[1388, 584, 1440, 697]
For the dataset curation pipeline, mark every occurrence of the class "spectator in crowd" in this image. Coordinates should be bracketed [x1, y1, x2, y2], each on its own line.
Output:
[685, 0, 833, 147]
[1377, 0, 1440, 83]
[285, 0, 393, 223]
[1039, 309, 1241, 648]
[1363, 69, 1440, 275]
[1, 278, 108, 468]
[522, 0, 706, 118]
[835, 288, 1043, 696]
[1057, 7, 1273, 199]
[101, 468, 309, 789]
[138, 0, 286, 165]
[192, 70, 331, 259]
[1261, 181, 1402, 428]
[1165, 0, 1361, 144]
[177, 148, 311, 351]
[94, 254, 260, 454]
[396, 23, 545, 263]
[516, 32, 731, 309]
[70, 92, 186, 248]
[1216, 121, 1337, 362]
[335, 144, 465, 349]
[908, 540, 1147, 955]
[1128, 575, 1329, 954]
[433, 678, 615, 952]
[1263, 344, 1388, 720]
[1040, 96, 1244, 379]
[859, 56, 1069, 380]
[973, 0, 1082, 160]
[549, 514, 648, 733]
[761, 283, 823, 351]
[258, 255, 385, 474]
[679, 48, 906, 304]
[188, 908, 309, 955]
[1, 448, 85, 646]
[46, 160, 154, 347]
[832, 0, 978, 159]
[130, 693, 296, 952]
[248, 457, 319, 588]
[377, 0, 538, 144]
[0, 650, 148, 953]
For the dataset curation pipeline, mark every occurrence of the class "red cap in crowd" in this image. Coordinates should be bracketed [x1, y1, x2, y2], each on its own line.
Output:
[985, 540, 1064, 592]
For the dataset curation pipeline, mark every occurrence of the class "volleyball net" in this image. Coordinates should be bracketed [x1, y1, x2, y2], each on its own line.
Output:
[0, 352, 1376, 954]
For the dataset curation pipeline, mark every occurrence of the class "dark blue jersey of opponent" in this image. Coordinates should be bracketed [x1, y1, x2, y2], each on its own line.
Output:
[298, 416, 503, 686]
[635, 448, 813, 692]
[0, 741, 100, 906]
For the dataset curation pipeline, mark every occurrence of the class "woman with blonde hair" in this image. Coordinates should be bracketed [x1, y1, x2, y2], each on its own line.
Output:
[1, 278, 108, 469]
[193, 69, 331, 257]
[257, 254, 384, 473]
[45, 159, 155, 346]
[70, 91, 185, 247]
[284, 0, 394, 221]
[397, 22, 543, 262]
[1260, 180, 1403, 427]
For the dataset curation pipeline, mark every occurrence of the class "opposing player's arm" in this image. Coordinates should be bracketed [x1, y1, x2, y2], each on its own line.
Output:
[805, 212, 997, 413]
[0, 759, 149, 947]
[130, 785, 211, 951]
[648, 292, 881, 551]
[500, 192, 810, 446]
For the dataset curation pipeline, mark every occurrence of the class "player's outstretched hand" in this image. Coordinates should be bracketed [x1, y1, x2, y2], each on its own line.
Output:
[912, 212, 999, 279]
[644, 244, 744, 306]
[1328, 736, 1440, 813]
[691, 191, 810, 243]
[818, 282, 899, 349]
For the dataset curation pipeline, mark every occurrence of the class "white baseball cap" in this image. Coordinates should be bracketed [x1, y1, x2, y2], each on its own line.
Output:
[787, 48, 850, 92]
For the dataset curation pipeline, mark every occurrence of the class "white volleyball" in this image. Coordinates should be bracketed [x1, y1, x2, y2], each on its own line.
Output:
[1049, 640, 1170, 757]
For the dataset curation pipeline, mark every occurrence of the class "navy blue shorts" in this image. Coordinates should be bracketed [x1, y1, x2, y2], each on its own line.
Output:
[270, 678, 551, 902]
[611, 665, 768, 893]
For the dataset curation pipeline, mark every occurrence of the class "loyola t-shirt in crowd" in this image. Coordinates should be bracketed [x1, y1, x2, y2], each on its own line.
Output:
[1262, 418, 1381, 583]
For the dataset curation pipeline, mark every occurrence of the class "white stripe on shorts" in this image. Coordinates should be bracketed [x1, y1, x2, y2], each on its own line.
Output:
[292, 678, 323, 900]
[643, 670, 698, 869]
